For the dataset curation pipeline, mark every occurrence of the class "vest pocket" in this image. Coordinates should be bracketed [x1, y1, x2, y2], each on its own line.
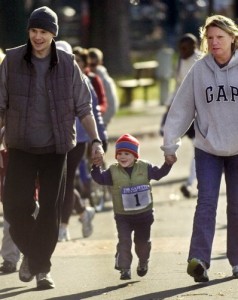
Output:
[5, 109, 21, 146]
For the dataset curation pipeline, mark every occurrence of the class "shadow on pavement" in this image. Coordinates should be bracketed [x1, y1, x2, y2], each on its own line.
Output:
[45, 281, 140, 300]
[124, 276, 234, 300]
[0, 287, 36, 300]
[211, 253, 227, 261]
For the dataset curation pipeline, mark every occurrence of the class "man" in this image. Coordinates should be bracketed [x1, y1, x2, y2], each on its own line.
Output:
[0, 6, 104, 290]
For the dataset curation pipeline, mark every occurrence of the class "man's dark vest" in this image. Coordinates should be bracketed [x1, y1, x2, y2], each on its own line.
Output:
[5, 42, 76, 154]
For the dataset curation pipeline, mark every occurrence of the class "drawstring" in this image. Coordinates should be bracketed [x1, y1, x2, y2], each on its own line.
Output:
[226, 68, 230, 98]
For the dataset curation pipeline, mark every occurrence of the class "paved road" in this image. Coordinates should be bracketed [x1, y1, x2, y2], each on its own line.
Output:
[0, 102, 236, 299]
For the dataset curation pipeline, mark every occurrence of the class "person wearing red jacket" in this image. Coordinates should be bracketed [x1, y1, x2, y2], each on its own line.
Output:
[73, 46, 108, 115]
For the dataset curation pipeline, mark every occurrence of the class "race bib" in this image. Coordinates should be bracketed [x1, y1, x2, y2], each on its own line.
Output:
[121, 184, 152, 211]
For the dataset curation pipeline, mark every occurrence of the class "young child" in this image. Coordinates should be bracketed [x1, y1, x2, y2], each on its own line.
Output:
[91, 134, 172, 280]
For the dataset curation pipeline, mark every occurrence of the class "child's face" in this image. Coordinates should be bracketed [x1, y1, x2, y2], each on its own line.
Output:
[116, 151, 136, 168]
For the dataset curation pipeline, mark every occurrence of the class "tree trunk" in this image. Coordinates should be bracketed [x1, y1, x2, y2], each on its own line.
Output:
[0, 0, 28, 49]
[88, 0, 132, 76]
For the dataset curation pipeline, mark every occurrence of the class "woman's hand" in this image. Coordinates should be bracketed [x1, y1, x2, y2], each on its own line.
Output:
[165, 154, 177, 165]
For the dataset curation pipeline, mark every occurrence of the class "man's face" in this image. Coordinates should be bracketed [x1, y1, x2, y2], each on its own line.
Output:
[29, 28, 54, 57]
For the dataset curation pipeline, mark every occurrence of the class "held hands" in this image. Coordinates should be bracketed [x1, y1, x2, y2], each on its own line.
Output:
[165, 154, 177, 165]
[91, 142, 104, 166]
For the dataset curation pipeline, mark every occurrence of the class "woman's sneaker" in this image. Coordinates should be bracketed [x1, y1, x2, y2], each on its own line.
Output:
[187, 258, 209, 282]
[120, 269, 131, 280]
[232, 265, 238, 278]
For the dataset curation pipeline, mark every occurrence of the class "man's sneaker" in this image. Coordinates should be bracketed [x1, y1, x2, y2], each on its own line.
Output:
[137, 261, 148, 277]
[0, 260, 17, 273]
[232, 265, 238, 278]
[80, 207, 95, 238]
[187, 258, 209, 282]
[58, 225, 70, 242]
[19, 257, 34, 282]
[120, 269, 131, 280]
[36, 272, 55, 290]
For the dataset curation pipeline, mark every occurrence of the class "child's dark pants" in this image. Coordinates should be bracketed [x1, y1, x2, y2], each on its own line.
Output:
[114, 210, 154, 269]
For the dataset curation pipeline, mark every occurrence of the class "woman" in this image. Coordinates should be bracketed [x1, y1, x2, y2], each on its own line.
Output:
[162, 15, 238, 282]
[55, 42, 107, 241]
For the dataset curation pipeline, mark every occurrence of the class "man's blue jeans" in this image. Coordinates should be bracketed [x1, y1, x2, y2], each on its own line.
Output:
[188, 148, 238, 268]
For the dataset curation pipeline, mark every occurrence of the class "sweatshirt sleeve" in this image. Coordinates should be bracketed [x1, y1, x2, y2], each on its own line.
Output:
[91, 164, 113, 186]
[161, 68, 196, 155]
[91, 75, 108, 114]
[0, 57, 8, 120]
[148, 162, 172, 180]
[73, 62, 93, 120]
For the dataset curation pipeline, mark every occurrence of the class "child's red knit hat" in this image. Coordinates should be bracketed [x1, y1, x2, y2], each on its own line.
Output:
[115, 134, 140, 158]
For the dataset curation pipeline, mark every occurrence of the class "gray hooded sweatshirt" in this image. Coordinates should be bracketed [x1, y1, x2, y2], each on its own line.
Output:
[161, 50, 238, 157]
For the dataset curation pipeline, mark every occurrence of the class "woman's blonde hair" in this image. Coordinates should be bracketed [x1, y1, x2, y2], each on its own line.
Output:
[199, 15, 238, 54]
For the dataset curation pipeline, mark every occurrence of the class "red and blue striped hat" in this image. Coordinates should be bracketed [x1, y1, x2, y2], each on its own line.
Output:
[115, 134, 140, 158]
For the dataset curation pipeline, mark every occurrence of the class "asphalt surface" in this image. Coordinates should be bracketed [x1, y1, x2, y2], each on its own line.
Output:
[0, 100, 236, 300]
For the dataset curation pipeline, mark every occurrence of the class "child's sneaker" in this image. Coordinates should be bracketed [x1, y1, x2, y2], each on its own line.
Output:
[120, 269, 131, 280]
[232, 265, 238, 278]
[137, 260, 148, 277]
[187, 258, 209, 282]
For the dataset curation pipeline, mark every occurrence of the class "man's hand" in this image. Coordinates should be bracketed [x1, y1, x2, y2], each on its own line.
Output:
[91, 143, 104, 166]
[165, 154, 177, 165]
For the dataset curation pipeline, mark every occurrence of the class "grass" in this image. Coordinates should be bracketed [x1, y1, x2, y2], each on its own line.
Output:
[116, 108, 144, 117]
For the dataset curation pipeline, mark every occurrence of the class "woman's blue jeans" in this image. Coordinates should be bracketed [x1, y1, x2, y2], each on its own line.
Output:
[188, 148, 238, 268]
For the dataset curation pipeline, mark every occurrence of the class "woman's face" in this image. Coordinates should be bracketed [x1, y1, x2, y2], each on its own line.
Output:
[206, 26, 234, 63]
[29, 28, 54, 58]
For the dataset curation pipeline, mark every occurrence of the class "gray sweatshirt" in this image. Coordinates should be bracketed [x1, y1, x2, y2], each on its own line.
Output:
[161, 50, 238, 157]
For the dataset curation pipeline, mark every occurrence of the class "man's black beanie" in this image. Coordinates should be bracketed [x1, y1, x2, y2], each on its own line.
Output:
[27, 6, 58, 36]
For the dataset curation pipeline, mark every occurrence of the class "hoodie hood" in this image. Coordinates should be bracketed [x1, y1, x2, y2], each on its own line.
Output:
[204, 51, 238, 71]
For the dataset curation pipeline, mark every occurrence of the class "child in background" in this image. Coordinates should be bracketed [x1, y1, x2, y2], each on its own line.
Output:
[91, 134, 172, 280]
[0, 127, 39, 273]
[0, 50, 20, 273]
[0, 140, 21, 273]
